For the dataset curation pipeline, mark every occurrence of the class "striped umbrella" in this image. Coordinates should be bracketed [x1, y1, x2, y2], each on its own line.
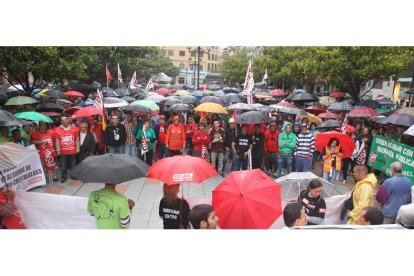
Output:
[317, 112, 341, 120]
[328, 101, 353, 112]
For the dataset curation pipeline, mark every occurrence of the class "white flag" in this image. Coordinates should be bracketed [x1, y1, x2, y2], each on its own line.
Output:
[117, 63, 123, 83]
[262, 68, 268, 83]
[243, 60, 254, 105]
[145, 78, 154, 91]
[129, 71, 138, 89]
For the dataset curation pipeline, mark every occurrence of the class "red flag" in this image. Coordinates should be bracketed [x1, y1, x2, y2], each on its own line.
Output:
[105, 64, 113, 83]
[340, 114, 348, 134]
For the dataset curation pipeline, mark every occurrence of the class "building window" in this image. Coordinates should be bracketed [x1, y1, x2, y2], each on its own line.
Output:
[179, 62, 185, 70]
[208, 54, 211, 61]
[168, 50, 174, 56]
[199, 65, 203, 71]
[178, 77, 185, 84]
[179, 51, 185, 57]
[208, 63, 211, 71]
[191, 51, 196, 57]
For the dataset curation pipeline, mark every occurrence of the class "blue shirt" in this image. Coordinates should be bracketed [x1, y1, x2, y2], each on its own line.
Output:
[382, 174, 412, 218]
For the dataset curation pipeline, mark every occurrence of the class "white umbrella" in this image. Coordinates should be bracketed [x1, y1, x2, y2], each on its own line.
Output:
[404, 125, 414, 136]
[226, 103, 253, 110]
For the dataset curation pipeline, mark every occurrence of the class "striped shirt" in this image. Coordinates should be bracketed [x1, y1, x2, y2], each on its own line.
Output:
[294, 130, 315, 157]
[123, 120, 136, 145]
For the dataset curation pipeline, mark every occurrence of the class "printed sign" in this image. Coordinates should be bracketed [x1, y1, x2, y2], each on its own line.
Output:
[172, 173, 194, 182]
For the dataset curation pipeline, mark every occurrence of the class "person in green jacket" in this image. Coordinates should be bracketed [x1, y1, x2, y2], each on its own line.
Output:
[137, 120, 157, 165]
[276, 122, 296, 178]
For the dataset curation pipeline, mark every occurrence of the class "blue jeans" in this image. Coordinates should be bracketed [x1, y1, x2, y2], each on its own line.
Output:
[323, 169, 340, 183]
[109, 145, 125, 154]
[295, 156, 311, 172]
[276, 153, 293, 177]
[265, 153, 278, 172]
[61, 154, 76, 178]
[124, 143, 136, 157]
[157, 144, 166, 160]
[223, 148, 236, 172]
[233, 155, 248, 171]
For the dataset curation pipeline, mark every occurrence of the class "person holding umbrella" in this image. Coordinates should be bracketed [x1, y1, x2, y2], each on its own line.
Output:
[87, 183, 135, 229]
[321, 137, 343, 183]
[159, 184, 190, 229]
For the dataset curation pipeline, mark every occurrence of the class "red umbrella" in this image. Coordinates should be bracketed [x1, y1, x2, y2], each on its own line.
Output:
[39, 111, 61, 117]
[64, 106, 82, 115]
[275, 100, 296, 108]
[147, 155, 218, 185]
[72, 106, 102, 118]
[347, 107, 379, 118]
[304, 105, 326, 115]
[318, 112, 340, 120]
[64, 91, 85, 98]
[329, 91, 345, 98]
[270, 89, 287, 97]
[335, 124, 356, 134]
[155, 88, 172, 95]
[212, 169, 282, 229]
[315, 131, 356, 158]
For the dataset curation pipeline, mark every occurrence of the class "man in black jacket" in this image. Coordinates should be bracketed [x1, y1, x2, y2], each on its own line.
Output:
[251, 124, 265, 169]
[77, 122, 97, 163]
[103, 115, 127, 154]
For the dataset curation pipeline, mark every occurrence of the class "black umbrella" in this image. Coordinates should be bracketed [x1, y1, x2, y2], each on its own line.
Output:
[235, 111, 270, 124]
[378, 113, 414, 127]
[0, 118, 32, 127]
[160, 97, 181, 106]
[179, 95, 199, 104]
[123, 96, 136, 103]
[404, 89, 414, 95]
[70, 154, 149, 183]
[115, 88, 129, 97]
[121, 105, 151, 113]
[44, 89, 65, 98]
[318, 119, 342, 129]
[36, 103, 64, 113]
[274, 106, 307, 115]
[220, 93, 243, 105]
[358, 100, 380, 109]
[290, 92, 319, 103]
[376, 98, 395, 106]
[328, 101, 353, 112]
[169, 104, 191, 112]
[101, 87, 119, 97]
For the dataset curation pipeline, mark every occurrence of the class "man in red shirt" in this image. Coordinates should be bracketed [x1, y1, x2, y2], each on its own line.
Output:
[155, 115, 167, 160]
[264, 122, 280, 177]
[54, 117, 80, 183]
[31, 122, 58, 181]
[184, 116, 197, 156]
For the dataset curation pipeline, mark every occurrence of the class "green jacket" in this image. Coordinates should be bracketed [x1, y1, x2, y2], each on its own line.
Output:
[278, 123, 296, 154]
[137, 127, 157, 150]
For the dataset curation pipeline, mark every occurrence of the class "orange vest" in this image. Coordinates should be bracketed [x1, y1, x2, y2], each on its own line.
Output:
[323, 146, 342, 172]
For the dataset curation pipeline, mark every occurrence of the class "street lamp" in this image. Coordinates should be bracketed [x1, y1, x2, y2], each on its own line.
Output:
[187, 46, 211, 89]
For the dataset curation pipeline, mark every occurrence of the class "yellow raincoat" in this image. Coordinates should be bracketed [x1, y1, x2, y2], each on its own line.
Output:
[347, 173, 378, 225]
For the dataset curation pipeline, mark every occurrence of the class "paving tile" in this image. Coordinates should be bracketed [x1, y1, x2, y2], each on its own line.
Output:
[45, 185, 64, 194]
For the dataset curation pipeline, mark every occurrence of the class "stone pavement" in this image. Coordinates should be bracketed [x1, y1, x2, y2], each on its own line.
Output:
[28, 160, 353, 229]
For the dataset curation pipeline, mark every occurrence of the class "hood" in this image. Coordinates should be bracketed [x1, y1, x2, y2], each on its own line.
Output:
[284, 122, 292, 132]
[355, 173, 378, 190]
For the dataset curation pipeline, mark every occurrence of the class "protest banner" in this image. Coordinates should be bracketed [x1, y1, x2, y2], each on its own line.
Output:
[0, 144, 46, 190]
[368, 135, 414, 182]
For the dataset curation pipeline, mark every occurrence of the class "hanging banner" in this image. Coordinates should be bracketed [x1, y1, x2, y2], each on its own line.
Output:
[0, 145, 46, 191]
[368, 135, 414, 182]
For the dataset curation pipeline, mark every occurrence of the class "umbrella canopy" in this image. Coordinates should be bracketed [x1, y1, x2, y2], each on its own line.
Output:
[145, 94, 166, 103]
[254, 92, 273, 99]
[174, 90, 190, 96]
[318, 119, 342, 129]
[375, 108, 392, 114]
[147, 155, 218, 185]
[299, 112, 322, 125]
[212, 169, 282, 229]
[235, 111, 270, 124]
[347, 107, 379, 118]
[179, 95, 199, 104]
[123, 96, 136, 103]
[213, 90, 225, 97]
[14, 111, 53, 123]
[327, 101, 353, 112]
[71, 154, 149, 183]
[304, 105, 326, 115]
[159, 97, 181, 106]
[335, 124, 356, 134]
[72, 106, 102, 118]
[44, 89, 65, 98]
[315, 131, 356, 158]
[36, 103, 64, 113]
[358, 100, 381, 109]
[270, 105, 307, 115]
[39, 111, 61, 117]
[194, 103, 228, 114]
[403, 125, 414, 136]
[376, 98, 395, 106]
[274, 100, 296, 108]
[114, 88, 129, 97]
[63, 106, 82, 115]
[64, 91, 84, 98]
[155, 88, 172, 95]
[103, 97, 129, 108]
[226, 103, 253, 111]
[190, 90, 206, 98]
[270, 89, 287, 97]
[5, 96, 38, 106]
[169, 103, 191, 112]
[58, 99, 74, 105]
[220, 93, 243, 105]
[130, 100, 160, 111]
[318, 112, 340, 120]
[319, 96, 336, 107]
[101, 87, 119, 97]
[329, 91, 345, 98]
[121, 104, 151, 113]
[290, 92, 319, 103]
[0, 109, 17, 122]
[378, 112, 414, 127]
[200, 96, 225, 106]
[396, 107, 414, 116]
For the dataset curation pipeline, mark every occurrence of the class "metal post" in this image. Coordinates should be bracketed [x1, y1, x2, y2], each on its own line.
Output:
[197, 46, 201, 89]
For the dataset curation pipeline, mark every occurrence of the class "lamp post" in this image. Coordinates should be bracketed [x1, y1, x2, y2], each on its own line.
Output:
[187, 46, 211, 89]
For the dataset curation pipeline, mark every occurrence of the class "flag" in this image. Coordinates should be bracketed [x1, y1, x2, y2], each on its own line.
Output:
[340, 114, 348, 134]
[105, 64, 113, 85]
[243, 60, 254, 105]
[145, 78, 154, 91]
[117, 63, 122, 83]
[94, 88, 107, 131]
[356, 142, 367, 164]
[262, 68, 268, 83]
[129, 71, 138, 89]
[141, 125, 149, 156]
